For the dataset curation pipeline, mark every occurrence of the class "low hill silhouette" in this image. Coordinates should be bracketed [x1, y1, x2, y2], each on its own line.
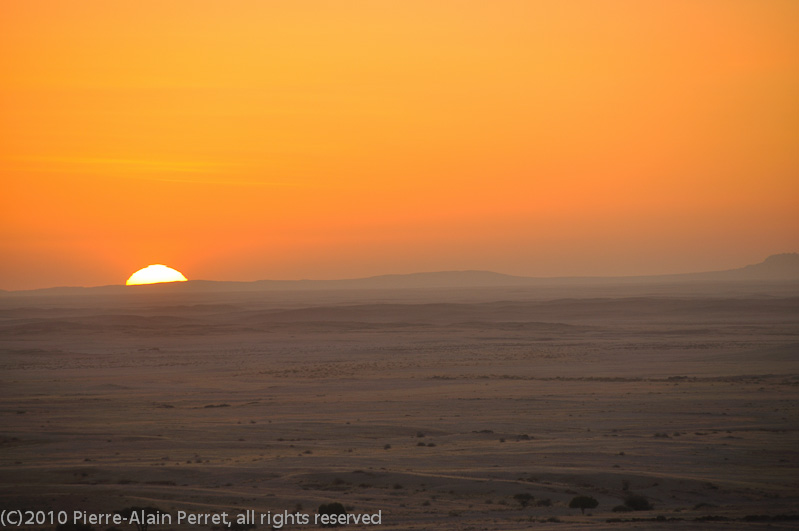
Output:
[2, 253, 797, 297]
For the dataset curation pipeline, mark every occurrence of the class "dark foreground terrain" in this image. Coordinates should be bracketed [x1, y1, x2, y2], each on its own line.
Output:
[1, 280, 798, 529]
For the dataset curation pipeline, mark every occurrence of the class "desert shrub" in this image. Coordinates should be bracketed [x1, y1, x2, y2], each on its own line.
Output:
[623, 494, 653, 511]
[536, 498, 552, 507]
[612, 504, 633, 512]
[513, 493, 534, 508]
[569, 495, 599, 514]
[317, 503, 347, 527]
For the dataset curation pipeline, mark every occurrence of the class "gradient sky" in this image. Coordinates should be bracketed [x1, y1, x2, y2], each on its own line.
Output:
[2, 1, 797, 289]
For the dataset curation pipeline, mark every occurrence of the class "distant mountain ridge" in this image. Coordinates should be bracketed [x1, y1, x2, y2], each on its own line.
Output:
[2, 253, 797, 296]
[739, 253, 799, 277]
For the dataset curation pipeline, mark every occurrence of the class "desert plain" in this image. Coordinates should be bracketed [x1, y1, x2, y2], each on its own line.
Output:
[1, 278, 798, 529]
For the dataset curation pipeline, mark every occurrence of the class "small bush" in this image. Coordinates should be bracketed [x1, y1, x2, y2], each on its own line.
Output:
[513, 493, 534, 508]
[317, 503, 347, 528]
[624, 494, 653, 511]
[569, 495, 599, 514]
[612, 505, 633, 512]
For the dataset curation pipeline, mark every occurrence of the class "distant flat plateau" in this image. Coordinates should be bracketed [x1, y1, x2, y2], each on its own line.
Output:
[1, 273, 798, 529]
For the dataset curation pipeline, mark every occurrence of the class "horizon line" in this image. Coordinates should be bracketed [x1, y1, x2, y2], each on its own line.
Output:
[2, 252, 797, 293]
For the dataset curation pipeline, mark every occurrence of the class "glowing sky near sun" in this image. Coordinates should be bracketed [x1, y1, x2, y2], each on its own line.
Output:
[1, 1, 797, 289]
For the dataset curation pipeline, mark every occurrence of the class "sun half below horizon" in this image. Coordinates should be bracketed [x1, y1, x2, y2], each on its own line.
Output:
[126, 265, 188, 286]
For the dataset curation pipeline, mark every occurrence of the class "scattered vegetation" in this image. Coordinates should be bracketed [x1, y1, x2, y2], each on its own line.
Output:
[623, 494, 653, 511]
[569, 495, 599, 514]
[513, 493, 534, 508]
[317, 503, 347, 528]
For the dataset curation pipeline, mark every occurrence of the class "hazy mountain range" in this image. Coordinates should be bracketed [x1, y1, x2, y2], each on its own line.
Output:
[3, 253, 797, 297]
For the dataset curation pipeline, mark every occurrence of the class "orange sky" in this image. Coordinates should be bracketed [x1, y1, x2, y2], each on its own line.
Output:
[2, 1, 797, 289]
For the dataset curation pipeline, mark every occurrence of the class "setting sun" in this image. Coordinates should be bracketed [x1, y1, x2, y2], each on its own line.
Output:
[126, 265, 188, 286]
